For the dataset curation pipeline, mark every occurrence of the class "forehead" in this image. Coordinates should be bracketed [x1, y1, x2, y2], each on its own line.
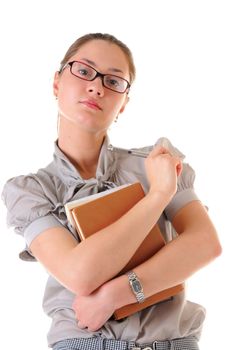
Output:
[70, 40, 130, 77]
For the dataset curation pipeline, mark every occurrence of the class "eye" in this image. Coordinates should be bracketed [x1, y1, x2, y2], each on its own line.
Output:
[105, 76, 120, 87]
[76, 67, 93, 78]
[71, 62, 95, 79]
[78, 68, 89, 77]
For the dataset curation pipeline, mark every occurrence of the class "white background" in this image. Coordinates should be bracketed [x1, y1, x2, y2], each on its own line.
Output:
[0, 1, 231, 349]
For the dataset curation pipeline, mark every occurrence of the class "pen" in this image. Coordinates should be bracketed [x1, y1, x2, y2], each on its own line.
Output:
[107, 144, 149, 158]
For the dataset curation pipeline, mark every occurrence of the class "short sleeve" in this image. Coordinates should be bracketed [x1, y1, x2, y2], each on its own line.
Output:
[155, 138, 200, 221]
[165, 162, 199, 221]
[1, 174, 63, 260]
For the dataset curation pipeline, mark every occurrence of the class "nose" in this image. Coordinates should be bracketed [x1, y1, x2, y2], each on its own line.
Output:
[87, 76, 104, 97]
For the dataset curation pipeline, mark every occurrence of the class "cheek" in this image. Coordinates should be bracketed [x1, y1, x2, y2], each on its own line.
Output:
[58, 82, 80, 107]
[107, 96, 126, 116]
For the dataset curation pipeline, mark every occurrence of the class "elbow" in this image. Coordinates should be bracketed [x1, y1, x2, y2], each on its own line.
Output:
[68, 274, 93, 296]
[210, 239, 222, 259]
[62, 248, 100, 296]
[67, 264, 97, 296]
[203, 229, 222, 262]
[73, 284, 93, 297]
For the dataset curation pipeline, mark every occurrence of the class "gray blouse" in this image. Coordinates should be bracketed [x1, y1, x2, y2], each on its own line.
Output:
[1, 136, 205, 347]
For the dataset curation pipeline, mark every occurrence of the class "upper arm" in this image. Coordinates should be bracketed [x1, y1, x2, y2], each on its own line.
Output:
[2, 173, 82, 285]
[172, 200, 222, 257]
[162, 153, 220, 254]
[30, 227, 79, 292]
[172, 200, 210, 234]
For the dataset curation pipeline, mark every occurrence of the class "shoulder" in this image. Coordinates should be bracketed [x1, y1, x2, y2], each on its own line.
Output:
[1, 170, 64, 257]
[2, 165, 52, 201]
[155, 137, 185, 160]
[2, 173, 44, 205]
[1, 172, 53, 226]
[156, 138, 200, 221]
[2, 157, 65, 202]
[113, 137, 188, 189]
[1, 161, 61, 227]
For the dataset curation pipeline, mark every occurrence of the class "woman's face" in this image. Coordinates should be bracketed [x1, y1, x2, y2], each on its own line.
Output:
[54, 40, 130, 134]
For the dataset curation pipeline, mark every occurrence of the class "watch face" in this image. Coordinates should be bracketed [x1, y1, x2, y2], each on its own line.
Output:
[132, 279, 142, 293]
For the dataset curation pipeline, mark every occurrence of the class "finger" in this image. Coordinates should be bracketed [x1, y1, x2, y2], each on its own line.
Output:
[176, 161, 183, 177]
[171, 156, 182, 177]
[149, 145, 170, 157]
[77, 321, 87, 329]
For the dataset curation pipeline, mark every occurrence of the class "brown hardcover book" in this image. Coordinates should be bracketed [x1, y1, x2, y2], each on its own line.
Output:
[65, 182, 184, 320]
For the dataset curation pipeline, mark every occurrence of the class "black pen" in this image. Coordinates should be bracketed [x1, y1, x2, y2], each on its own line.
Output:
[107, 144, 149, 158]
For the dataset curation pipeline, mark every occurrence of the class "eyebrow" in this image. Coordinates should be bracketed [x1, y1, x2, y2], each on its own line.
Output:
[80, 58, 124, 74]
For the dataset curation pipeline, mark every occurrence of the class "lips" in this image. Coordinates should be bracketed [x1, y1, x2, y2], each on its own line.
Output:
[80, 99, 102, 110]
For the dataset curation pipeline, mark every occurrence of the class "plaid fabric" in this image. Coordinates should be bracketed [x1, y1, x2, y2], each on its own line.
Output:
[53, 336, 199, 350]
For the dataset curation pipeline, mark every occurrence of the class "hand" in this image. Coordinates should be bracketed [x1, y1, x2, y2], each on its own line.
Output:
[145, 145, 182, 199]
[72, 283, 115, 332]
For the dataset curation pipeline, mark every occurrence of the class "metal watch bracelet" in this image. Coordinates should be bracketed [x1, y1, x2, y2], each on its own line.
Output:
[127, 271, 145, 304]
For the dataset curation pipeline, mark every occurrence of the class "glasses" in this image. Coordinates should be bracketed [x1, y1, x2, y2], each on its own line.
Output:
[59, 60, 130, 94]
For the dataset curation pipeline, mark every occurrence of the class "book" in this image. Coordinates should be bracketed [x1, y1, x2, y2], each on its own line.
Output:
[65, 182, 184, 320]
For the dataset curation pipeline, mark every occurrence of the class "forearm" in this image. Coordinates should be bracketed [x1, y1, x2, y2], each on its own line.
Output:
[106, 226, 221, 310]
[68, 190, 170, 295]
[135, 229, 220, 298]
[72, 224, 221, 331]
[31, 144, 182, 296]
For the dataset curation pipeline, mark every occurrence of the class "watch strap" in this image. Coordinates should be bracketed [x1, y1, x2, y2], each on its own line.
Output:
[127, 270, 145, 304]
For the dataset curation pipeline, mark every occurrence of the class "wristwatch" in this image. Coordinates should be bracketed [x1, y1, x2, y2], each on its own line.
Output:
[127, 271, 145, 303]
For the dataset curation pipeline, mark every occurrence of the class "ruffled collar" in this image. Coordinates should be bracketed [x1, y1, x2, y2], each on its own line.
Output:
[52, 135, 119, 196]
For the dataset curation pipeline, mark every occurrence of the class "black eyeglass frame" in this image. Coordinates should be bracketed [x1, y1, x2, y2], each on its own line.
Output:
[59, 60, 131, 94]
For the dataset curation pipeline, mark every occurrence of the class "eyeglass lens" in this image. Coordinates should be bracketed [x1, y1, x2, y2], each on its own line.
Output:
[70, 61, 129, 93]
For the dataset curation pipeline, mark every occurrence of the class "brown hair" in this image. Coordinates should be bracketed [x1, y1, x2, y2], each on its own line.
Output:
[59, 33, 136, 84]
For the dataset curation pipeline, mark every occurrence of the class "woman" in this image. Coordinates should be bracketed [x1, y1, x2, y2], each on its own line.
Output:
[2, 33, 221, 350]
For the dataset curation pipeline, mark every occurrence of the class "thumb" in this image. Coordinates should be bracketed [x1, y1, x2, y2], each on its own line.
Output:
[149, 145, 170, 158]
[175, 159, 183, 177]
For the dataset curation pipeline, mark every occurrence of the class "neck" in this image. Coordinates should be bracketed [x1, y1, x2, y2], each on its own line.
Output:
[58, 117, 106, 179]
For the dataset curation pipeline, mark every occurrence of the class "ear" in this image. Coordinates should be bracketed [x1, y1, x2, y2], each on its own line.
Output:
[53, 71, 60, 98]
[119, 95, 130, 114]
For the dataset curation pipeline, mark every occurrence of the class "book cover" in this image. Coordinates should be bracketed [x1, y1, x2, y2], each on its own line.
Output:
[65, 182, 184, 320]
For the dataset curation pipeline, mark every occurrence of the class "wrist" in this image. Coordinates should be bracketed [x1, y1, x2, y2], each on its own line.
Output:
[104, 275, 135, 310]
[126, 270, 145, 303]
[146, 189, 173, 209]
